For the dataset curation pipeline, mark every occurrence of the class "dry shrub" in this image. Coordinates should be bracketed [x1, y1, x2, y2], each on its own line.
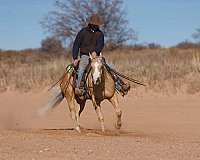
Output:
[186, 74, 200, 94]
[0, 48, 200, 94]
[191, 50, 200, 72]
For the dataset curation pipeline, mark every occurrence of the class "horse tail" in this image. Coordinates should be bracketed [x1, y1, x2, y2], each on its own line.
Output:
[38, 88, 64, 116]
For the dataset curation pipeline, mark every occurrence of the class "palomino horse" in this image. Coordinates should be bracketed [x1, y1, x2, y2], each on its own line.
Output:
[44, 53, 122, 133]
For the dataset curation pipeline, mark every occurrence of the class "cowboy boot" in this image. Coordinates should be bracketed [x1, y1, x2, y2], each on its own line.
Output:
[121, 83, 131, 92]
[120, 83, 130, 96]
[115, 77, 130, 96]
[75, 81, 86, 97]
[75, 88, 85, 96]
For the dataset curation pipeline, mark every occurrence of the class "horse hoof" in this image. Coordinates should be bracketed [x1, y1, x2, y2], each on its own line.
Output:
[75, 127, 81, 133]
[101, 127, 105, 133]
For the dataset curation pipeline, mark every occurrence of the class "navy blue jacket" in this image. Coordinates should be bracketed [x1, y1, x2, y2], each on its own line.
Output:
[72, 26, 104, 60]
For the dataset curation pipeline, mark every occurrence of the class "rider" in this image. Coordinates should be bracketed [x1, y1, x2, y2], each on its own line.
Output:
[72, 14, 130, 96]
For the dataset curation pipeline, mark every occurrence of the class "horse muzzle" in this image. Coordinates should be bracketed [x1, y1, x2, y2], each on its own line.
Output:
[94, 77, 101, 85]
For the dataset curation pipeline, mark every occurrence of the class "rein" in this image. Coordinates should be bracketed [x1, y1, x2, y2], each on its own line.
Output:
[48, 64, 74, 91]
[103, 60, 146, 86]
[48, 72, 66, 91]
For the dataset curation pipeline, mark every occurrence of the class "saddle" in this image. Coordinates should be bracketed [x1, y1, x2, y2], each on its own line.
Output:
[66, 58, 130, 98]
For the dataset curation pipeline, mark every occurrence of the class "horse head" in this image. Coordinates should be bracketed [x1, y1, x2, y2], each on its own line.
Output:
[89, 52, 104, 85]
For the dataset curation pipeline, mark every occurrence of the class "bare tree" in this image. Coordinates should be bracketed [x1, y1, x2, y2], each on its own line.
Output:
[192, 28, 200, 43]
[41, 0, 136, 48]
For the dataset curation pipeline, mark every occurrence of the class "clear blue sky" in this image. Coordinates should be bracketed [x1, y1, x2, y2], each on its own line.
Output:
[0, 0, 200, 50]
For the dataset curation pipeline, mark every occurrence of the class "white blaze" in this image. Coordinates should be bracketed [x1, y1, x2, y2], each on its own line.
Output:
[93, 62, 100, 84]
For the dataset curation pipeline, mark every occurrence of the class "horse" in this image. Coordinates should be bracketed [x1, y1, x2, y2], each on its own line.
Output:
[42, 53, 122, 133]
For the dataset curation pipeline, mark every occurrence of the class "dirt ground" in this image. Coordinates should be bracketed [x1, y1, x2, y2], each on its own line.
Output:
[0, 89, 200, 160]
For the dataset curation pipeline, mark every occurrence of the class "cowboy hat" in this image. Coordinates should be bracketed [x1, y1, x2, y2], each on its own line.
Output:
[88, 14, 103, 26]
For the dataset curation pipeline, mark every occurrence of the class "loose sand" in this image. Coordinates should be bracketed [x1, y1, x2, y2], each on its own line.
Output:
[0, 89, 200, 159]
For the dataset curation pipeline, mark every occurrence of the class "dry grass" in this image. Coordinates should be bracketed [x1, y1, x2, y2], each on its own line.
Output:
[106, 48, 200, 94]
[0, 48, 200, 94]
[0, 51, 69, 92]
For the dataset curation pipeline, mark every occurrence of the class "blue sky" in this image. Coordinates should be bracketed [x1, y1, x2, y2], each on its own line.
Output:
[0, 0, 200, 50]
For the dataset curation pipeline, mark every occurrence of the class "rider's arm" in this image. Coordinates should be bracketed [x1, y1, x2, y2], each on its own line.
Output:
[95, 32, 104, 56]
[72, 29, 83, 60]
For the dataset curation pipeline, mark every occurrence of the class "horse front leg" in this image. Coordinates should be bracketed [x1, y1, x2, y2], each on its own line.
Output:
[109, 93, 122, 129]
[96, 106, 105, 132]
[92, 96, 105, 132]
[67, 99, 81, 133]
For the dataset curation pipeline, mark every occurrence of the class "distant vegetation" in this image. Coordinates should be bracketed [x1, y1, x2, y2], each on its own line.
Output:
[174, 41, 200, 49]
[41, 37, 65, 54]
[0, 47, 200, 95]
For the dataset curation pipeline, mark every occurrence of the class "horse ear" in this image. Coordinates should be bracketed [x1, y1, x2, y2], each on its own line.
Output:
[99, 52, 103, 57]
[89, 52, 93, 59]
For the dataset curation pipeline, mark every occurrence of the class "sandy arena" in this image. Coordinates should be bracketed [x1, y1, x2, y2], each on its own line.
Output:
[0, 89, 200, 160]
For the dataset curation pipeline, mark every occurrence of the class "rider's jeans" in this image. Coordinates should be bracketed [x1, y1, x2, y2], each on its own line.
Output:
[76, 55, 90, 88]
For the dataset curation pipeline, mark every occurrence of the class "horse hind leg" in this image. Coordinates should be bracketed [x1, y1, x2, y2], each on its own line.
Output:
[78, 100, 86, 117]
[77, 100, 86, 130]
[109, 93, 122, 129]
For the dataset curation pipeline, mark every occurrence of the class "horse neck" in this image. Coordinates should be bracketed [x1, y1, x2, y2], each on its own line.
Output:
[87, 65, 114, 86]
[86, 65, 115, 100]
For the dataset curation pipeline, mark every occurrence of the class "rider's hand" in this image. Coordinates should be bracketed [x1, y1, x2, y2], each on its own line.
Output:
[73, 59, 79, 66]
